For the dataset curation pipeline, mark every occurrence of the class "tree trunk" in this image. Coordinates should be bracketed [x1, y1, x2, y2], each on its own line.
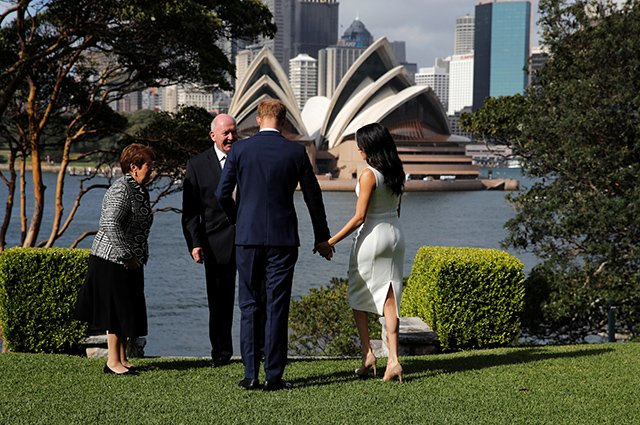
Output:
[19, 155, 26, 245]
[0, 152, 17, 253]
[22, 77, 44, 247]
[44, 139, 71, 248]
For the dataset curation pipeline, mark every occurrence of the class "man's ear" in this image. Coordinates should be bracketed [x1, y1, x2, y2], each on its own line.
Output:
[256, 115, 262, 126]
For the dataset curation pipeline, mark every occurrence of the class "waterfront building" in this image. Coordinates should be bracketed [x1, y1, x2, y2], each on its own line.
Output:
[448, 53, 474, 115]
[454, 14, 475, 55]
[448, 107, 474, 139]
[528, 46, 549, 87]
[415, 59, 450, 111]
[473, 0, 531, 110]
[229, 38, 479, 181]
[293, 0, 339, 59]
[289, 53, 318, 109]
[162, 84, 217, 113]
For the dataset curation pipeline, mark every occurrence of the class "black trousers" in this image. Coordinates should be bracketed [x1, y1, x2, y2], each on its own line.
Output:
[203, 246, 236, 361]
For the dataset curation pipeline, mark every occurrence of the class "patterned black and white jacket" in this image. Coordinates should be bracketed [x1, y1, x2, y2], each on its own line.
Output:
[91, 175, 153, 265]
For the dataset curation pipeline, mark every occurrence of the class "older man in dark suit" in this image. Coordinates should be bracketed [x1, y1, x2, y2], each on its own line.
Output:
[182, 113, 238, 368]
[216, 99, 333, 391]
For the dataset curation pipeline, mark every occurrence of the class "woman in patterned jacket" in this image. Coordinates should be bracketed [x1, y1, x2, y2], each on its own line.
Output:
[76, 144, 155, 375]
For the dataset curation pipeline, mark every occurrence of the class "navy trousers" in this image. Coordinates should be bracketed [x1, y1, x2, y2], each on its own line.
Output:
[236, 245, 298, 381]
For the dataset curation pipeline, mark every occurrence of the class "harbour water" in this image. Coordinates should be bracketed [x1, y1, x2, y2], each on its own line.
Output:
[0, 168, 536, 356]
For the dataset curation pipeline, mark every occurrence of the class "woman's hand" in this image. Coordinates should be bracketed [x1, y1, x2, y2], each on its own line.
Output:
[123, 258, 140, 270]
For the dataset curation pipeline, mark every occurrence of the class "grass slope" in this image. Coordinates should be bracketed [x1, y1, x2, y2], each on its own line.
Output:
[1, 343, 638, 424]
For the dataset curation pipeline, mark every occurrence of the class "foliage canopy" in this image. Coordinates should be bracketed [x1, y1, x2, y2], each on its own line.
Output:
[462, 0, 640, 338]
[0, 0, 275, 249]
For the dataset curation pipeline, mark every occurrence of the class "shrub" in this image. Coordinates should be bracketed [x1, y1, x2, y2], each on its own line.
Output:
[521, 264, 640, 341]
[0, 248, 89, 353]
[289, 278, 381, 356]
[401, 246, 525, 351]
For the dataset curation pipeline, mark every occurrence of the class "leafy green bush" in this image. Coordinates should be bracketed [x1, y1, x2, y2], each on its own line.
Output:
[401, 246, 525, 351]
[521, 263, 640, 341]
[0, 248, 89, 353]
[289, 278, 381, 356]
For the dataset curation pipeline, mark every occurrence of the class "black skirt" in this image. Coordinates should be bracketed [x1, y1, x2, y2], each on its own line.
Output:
[75, 255, 148, 337]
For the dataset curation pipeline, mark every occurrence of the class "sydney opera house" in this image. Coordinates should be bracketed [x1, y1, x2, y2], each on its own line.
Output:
[229, 37, 483, 189]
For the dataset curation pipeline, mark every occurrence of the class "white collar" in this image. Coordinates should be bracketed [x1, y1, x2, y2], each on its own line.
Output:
[259, 128, 279, 133]
[213, 144, 226, 162]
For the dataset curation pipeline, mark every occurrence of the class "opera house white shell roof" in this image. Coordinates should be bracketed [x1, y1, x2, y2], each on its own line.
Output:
[230, 37, 479, 180]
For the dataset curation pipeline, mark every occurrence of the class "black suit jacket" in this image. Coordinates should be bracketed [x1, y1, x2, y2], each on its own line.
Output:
[181, 147, 235, 264]
[216, 130, 330, 247]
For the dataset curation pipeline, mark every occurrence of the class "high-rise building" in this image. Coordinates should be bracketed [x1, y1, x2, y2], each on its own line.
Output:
[448, 53, 474, 115]
[317, 45, 365, 97]
[528, 46, 549, 87]
[289, 53, 318, 109]
[293, 0, 339, 59]
[235, 47, 264, 87]
[317, 17, 373, 98]
[472, 0, 531, 110]
[340, 17, 374, 48]
[454, 15, 475, 55]
[260, 0, 295, 73]
[415, 58, 450, 111]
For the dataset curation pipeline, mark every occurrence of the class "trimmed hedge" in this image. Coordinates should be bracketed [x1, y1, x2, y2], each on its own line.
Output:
[401, 246, 525, 351]
[0, 248, 89, 353]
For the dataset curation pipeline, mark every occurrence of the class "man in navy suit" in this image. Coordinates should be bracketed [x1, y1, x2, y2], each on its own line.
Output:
[216, 99, 333, 391]
[182, 113, 238, 368]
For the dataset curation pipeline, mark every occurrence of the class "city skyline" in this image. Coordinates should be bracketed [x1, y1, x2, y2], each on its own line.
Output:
[338, 0, 540, 68]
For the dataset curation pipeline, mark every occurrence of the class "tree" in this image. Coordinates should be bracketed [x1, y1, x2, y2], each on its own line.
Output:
[462, 0, 640, 338]
[0, 0, 276, 250]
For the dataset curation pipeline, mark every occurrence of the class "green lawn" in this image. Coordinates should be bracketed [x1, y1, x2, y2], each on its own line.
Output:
[1, 343, 639, 424]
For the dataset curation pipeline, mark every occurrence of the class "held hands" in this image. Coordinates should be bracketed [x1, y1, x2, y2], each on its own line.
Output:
[313, 240, 335, 261]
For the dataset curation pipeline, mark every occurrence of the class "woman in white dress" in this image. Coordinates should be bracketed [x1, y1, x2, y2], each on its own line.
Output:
[328, 123, 405, 382]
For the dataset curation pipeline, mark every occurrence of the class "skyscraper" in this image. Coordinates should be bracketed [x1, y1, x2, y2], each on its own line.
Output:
[472, 0, 531, 110]
[289, 53, 318, 109]
[317, 17, 373, 98]
[261, 0, 295, 73]
[293, 0, 339, 59]
[317, 45, 365, 97]
[340, 17, 374, 48]
[448, 53, 475, 115]
[415, 58, 450, 111]
[454, 15, 475, 55]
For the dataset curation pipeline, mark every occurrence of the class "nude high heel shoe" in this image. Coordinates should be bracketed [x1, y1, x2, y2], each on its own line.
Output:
[383, 363, 403, 383]
[355, 352, 377, 379]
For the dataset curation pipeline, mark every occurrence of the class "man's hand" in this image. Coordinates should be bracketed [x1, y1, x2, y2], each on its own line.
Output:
[314, 241, 335, 261]
[191, 247, 204, 264]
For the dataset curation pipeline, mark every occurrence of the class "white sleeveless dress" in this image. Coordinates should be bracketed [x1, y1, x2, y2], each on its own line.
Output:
[348, 166, 405, 317]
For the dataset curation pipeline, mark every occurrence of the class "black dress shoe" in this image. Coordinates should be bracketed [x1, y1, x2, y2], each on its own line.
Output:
[103, 365, 137, 376]
[212, 357, 231, 368]
[238, 378, 261, 390]
[263, 379, 293, 391]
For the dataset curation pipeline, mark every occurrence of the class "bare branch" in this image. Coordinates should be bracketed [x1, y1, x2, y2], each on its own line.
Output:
[70, 230, 97, 249]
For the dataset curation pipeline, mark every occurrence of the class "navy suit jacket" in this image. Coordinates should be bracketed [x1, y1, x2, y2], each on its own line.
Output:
[181, 147, 235, 264]
[216, 130, 330, 247]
